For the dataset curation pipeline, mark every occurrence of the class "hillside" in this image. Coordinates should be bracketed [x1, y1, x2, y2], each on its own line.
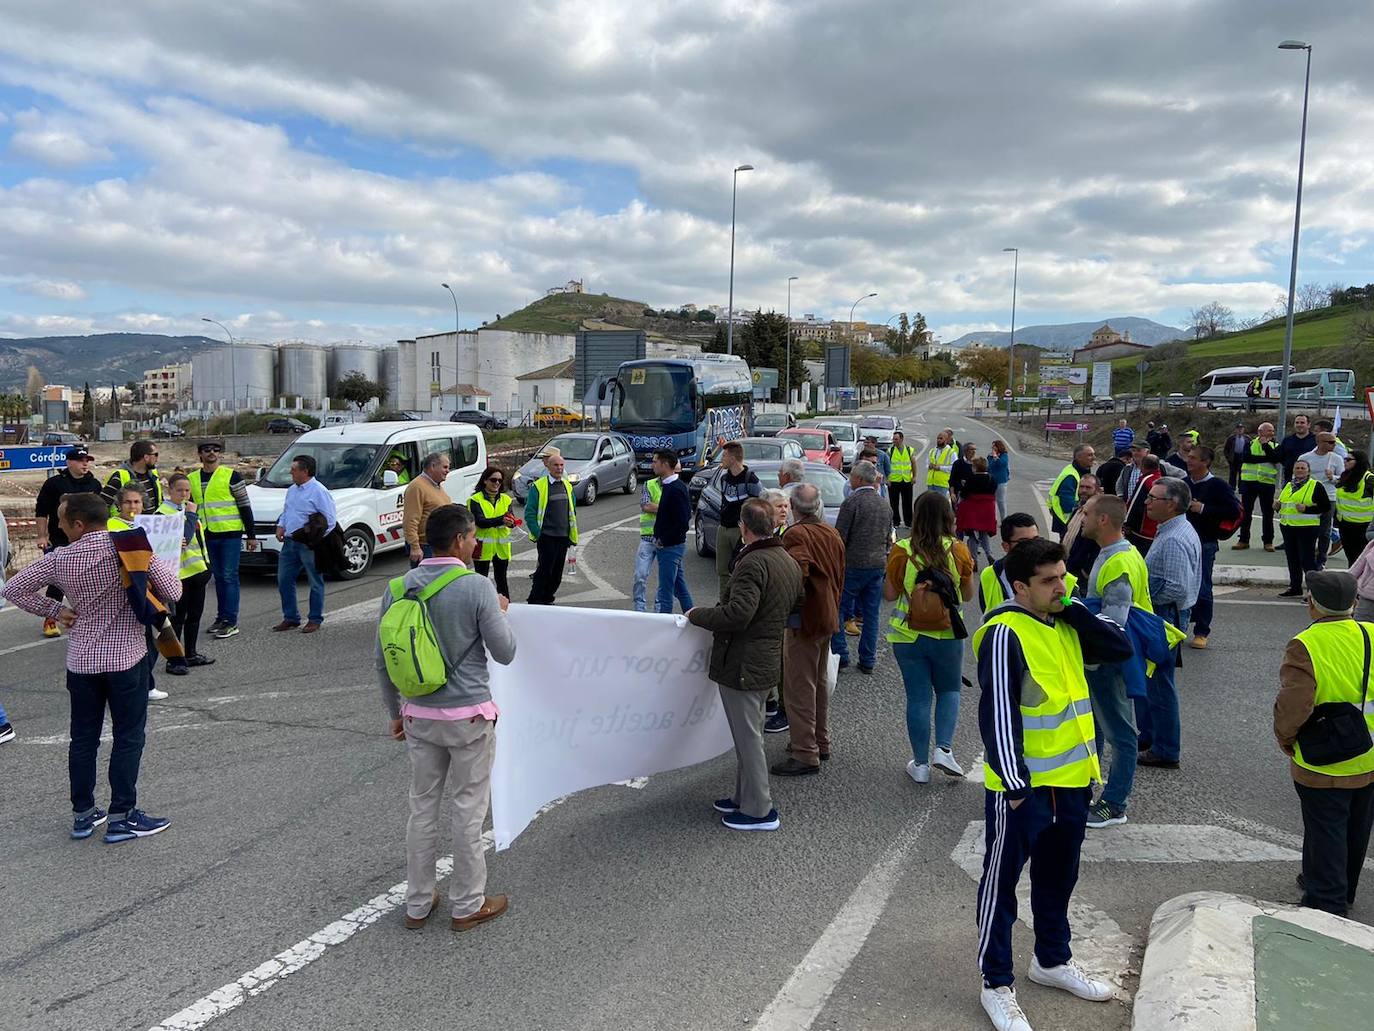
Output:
[487, 292, 717, 346]
[948, 317, 1184, 351]
[0, 333, 218, 392]
[1110, 304, 1364, 395]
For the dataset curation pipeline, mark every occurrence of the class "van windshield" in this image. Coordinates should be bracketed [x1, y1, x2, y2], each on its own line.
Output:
[261, 443, 382, 489]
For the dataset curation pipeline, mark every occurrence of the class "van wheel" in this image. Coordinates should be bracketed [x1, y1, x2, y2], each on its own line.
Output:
[582, 478, 598, 506]
[337, 527, 374, 580]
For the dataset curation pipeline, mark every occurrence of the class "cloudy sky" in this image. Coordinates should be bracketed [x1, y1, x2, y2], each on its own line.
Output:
[1, 1, 1370, 346]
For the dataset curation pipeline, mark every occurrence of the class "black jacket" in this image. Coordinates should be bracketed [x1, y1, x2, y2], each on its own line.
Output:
[34, 470, 102, 546]
[652, 478, 691, 548]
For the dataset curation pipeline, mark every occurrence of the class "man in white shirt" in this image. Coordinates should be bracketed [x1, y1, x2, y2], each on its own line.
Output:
[1298, 433, 1344, 569]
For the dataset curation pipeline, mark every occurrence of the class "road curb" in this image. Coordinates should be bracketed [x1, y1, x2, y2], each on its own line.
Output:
[1212, 564, 1288, 587]
[1133, 891, 1374, 1030]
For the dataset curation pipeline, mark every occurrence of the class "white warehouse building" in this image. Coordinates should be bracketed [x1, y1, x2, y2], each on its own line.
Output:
[394, 329, 575, 416]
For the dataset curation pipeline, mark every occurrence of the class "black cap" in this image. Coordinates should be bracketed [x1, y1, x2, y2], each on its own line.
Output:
[197, 440, 224, 453]
[66, 446, 93, 461]
[1306, 570, 1357, 612]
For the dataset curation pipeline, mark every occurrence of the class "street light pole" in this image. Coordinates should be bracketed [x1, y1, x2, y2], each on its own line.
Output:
[441, 283, 459, 338]
[201, 317, 236, 434]
[848, 291, 877, 406]
[1276, 40, 1312, 442]
[726, 164, 754, 355]
[786, 275, 798, 411]
[1003, 247, 1018, 417]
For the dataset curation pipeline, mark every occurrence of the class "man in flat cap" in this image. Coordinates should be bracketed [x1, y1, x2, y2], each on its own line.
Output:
[1274, 570, 1374, 917]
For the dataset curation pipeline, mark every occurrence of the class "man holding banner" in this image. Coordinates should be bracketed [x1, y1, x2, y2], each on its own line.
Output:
[688, 498, 804, 831]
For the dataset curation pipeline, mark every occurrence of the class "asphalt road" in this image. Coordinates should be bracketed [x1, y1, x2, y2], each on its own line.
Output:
[1, 387, 1364, 1031]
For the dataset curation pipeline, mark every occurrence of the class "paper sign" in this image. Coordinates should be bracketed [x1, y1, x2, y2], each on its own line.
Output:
[134, 513, 186, 567]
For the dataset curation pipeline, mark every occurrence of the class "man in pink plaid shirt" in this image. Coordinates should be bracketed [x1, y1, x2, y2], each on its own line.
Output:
[3, 493, 181, 843]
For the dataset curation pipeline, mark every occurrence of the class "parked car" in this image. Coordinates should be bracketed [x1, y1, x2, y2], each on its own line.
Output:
[751, 411, 797, 437]
[810, 419, 861, 469]
[694, 460, 847, 556]
[152, 423, 185, 438]
[777, 427, 844, 471]
[244, 421, 486, 578]
[511, 431, 636, 506]
[268, 417, 311, 434]
[533, 404, 583, 428]
[1090, 397, 1116, 411]
[857, 414, 900, 451]
[689, 436, 806, 510]
[450, 409, 508, 430]
[42, 431, 83, 446]
[1167, 392, 1188, 408]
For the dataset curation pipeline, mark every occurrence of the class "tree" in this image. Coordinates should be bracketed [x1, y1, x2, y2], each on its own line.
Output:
[1188, 301, 1235, 339]
[335, 371, 387, 411]
[1296, 281, 1330, 313]
[704, 324, 726, 353]
[958, 345, 1012, 394]
[81, 382, 94, 429]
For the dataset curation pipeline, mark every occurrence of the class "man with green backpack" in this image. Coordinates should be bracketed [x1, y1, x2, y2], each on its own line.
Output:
[376, 504, 517, 932]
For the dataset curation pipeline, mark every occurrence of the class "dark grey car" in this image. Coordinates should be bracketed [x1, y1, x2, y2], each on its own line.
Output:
[511, 431, 637, 506]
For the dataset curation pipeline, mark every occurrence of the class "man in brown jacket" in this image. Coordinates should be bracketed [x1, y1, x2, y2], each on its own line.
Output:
[688, 498, 804, 831]
[1274, 569, 1374, 917]
[773, 484, 845, 777]
[402, 451, 451, 567]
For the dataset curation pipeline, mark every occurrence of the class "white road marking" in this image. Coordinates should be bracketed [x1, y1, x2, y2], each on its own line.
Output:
[1214, 599, 1308, 607]
[0, 635, 62, 657]
[1205, 809, 1374, 874]
[753, 805, 938, 1031]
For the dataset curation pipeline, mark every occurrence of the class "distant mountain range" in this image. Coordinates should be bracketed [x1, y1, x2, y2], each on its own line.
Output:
[946, 317, 1185, 351]
[0, 333, 219, 392]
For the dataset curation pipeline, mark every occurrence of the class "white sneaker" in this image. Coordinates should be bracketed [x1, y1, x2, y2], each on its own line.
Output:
[148, 687, 169, 701]
[1027, 957, 1113, 1002]
[933, 747, 965, 778]
[980, 986, 1033, 1031]
[906, 760, 931, 785]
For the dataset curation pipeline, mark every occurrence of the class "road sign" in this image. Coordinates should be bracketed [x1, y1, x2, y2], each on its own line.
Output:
[1002, 388, 1013, 399]
[1365, 386, 1374, 423]
[0, 445, 72, 472]
[1044, 421, 1089, 432]
[751, 367, 779, 399]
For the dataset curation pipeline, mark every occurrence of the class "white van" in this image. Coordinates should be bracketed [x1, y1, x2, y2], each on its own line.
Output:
[244, 421, 487, 578]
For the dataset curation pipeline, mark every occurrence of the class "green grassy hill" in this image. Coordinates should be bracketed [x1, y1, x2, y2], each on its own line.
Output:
[1111, 304, 1362, 395]
[487, 292, 654, 334]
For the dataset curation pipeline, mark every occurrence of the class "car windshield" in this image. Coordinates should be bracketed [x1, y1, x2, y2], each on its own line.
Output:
[741, 441, 781, 460]
[612, 365, 695, 429]
[261, 443, 382, 490]
[860, 416, 896, 430]
[789, 432, 826, 450]
[820, 423, 856, 441]
[754, 413, 788, 427]
[547, 436, 598, 461]
[754, 469, 846, 507]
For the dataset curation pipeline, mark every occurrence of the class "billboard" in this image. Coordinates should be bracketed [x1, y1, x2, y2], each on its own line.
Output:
[824, 345, 851, 389]
[1038, 351, 1073, 398]
[1091, 362, 1113, 398]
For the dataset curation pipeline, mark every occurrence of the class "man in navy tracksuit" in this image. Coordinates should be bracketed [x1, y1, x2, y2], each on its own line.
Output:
[972, 538, 1132, 1031]
[650, 450, 694, 614]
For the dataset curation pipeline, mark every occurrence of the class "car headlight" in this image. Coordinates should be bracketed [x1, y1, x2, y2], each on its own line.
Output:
[567, 474, 580, 484]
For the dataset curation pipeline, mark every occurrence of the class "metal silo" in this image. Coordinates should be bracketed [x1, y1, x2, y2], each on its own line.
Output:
[278, 343, 330, 401]
[327, 343, 382, 392]
[379, 345, 399, 410]
[191, 343, 277, 404]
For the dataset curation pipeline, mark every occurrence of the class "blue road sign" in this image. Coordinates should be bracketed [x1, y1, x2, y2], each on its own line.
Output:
[0, 445, 73, 472]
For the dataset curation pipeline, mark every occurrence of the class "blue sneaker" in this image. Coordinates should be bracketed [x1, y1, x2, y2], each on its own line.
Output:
[104, 809, 171, 844]
[722, 808, 780, 832]
[764, 711, 789, 734]
[71, 808, 108, 840]
[713, 798, 739, 814]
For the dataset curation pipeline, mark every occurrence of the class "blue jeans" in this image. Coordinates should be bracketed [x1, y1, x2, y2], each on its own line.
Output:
[1086, 664, 1138, 809]
[1138, 603, 1188, 761]
[654, 544, 693, 614]
[205, 534, 242, 624]
[927, 485, 949, 497]
[0, 695, 8, 725]
[1192, 541, 1218, 637]
[278, 538, 325, 624]
[67, 658, 151, 816]
[893, 636, 963, 763]
[632, 537, 656, 612]
[832, 567, 884, 668]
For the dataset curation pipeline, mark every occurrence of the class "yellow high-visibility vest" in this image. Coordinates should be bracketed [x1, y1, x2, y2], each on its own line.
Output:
[1292, 620, 1374, 778]
[189, 466, 245, 534]
[1279, 478, 1321, 527]
[472, 492, 514, 560]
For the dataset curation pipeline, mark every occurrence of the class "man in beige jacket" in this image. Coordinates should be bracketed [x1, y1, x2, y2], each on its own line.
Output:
[402, 451, 451, 568]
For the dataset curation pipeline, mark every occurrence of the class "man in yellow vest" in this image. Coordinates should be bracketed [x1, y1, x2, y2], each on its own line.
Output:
[1273, 570, 1374, 917]
[888, 430, 916, 529]
[633, 459, 665, 612]
[925, 428, 958, 496]
[972, 537, 1131, 1031]
[1048, 444, 1095, 536]
[978, 513, 1040, 613]
[525, 447, 577, 605]
[101, 439, 164, 516]
[1234, 421, 1280, 552]
[189, 440, 257, 640]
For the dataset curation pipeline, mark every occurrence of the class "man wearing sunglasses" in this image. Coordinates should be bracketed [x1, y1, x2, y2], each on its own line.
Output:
[189, 440, 258, 640]
[101, 440, 164, 516]
[33, 446, 104, 638]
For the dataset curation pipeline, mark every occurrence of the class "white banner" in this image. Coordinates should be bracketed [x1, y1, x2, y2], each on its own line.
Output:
[1092, 361, 1113, 398]
[488, 605, 733, 850]
[134, 513, 185, 567]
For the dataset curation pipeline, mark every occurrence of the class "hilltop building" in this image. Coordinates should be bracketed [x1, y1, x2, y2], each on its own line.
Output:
[1073, 323, 1151, 363]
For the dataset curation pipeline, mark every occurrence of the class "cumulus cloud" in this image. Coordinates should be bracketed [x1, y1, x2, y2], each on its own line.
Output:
[13, 277, 87, 300]
[0, 0, 1370, 338]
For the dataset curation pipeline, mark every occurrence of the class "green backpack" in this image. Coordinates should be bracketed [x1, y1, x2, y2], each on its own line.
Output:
[378, 566, 472, 697]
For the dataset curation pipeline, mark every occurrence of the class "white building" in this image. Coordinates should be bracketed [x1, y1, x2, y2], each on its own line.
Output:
[395, 329, 575, 417]
[516, 359, 575, 412]
[143, 362, 192, 405]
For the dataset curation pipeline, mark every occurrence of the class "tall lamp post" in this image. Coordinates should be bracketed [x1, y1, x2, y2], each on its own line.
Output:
[440, 283, 459, 338]
[726, 164, 754, 354]
[1275, 40, 1312, 441]
[786, 275, 798, 410]
[848, 291, 877, 406]
[1003, 247, 1019, 417]
[201, 317, 236, 434]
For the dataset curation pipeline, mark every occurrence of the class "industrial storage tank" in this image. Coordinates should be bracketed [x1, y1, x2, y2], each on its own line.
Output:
[278, 342, 329, 402]
[191, 343, 277, 404]
[378, 346, 399, 410]
[327, 343, 381, 393]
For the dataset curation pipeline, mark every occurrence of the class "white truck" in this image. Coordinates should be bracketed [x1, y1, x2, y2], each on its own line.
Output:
[243, 421, 487, 578]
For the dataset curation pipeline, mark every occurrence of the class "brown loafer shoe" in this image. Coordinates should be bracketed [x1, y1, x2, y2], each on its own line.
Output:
[404, 889, 440, 930]
[452, 894, 508, 931]
[271, 621, 300, 632]
[301, 622, 321, 634]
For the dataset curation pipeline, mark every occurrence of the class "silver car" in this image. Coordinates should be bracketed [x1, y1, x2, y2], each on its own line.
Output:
[512, 432, 637, 506]
[810, 419, 861, 470]
[858, 414, 900, 451]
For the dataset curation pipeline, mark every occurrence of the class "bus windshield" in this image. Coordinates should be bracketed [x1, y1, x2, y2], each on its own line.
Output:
[612, 365, 695, 430]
